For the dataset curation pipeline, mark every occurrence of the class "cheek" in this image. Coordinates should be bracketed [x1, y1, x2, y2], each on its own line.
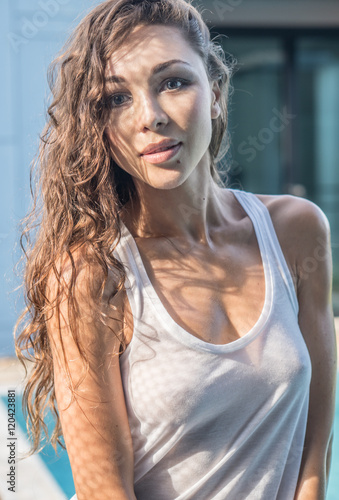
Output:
[105, 122, 128, 158]
[105, 128, 120, 162]
[104, 126, 134, 175]
[104, 123, 151, 182]
[184, 91, 213, 144]
[105, 118, 127, 147]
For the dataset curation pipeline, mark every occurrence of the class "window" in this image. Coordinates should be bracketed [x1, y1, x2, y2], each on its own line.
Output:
[218, 30, 339, 305]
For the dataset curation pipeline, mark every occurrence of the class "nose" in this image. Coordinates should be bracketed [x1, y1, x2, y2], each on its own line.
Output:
[137, 92, 169, 131]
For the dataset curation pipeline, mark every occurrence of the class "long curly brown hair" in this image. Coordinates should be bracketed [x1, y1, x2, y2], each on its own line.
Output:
[14, 0, 233, 456]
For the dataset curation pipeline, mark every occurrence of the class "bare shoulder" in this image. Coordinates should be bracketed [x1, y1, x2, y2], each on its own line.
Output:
[254, 193, 331, 286]
[46, 246, 122, 305]
[255, 193, 330, 249]
[256, 193, 329, 235]
[46, 246, 126, 366]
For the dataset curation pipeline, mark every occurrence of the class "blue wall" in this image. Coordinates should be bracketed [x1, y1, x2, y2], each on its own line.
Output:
[0, 0, 101, 355]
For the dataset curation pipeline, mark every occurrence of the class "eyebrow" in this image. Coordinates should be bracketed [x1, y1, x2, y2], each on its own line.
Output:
[105, 59, 192, 84]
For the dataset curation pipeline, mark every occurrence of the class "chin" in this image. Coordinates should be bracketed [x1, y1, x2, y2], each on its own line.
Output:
[143, 169, 189, 191]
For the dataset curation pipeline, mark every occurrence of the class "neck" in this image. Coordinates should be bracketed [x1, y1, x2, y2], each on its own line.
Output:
[122, 164, 228, 245]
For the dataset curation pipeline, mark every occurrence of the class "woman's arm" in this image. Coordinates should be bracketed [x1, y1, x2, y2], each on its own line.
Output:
[47, 253, 136, 500]
[261, 194, 337, 500]
[292, 201, 337, 499]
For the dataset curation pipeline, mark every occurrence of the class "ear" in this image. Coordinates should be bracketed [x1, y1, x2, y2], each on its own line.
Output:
[211, 80, 221, 120]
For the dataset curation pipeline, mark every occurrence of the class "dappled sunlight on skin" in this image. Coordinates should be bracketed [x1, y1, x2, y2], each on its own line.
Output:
[46, 261, 136, 500]
[102, 19, 265, 345]
[103, 23, 216, 192]
[106, 128, 152, 184]
[127, 200, 266, 346]
[105, 118, 186, 190]
[54, 348, 136, 499]
[58, 375, 134, 499]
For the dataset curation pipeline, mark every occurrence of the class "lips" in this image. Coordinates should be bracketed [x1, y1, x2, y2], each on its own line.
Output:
[140, 143, 182, 164]
[141, 139, 180, 156]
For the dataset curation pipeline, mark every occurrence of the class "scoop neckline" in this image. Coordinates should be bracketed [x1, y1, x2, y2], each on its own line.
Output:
[120, 189, 274, 354]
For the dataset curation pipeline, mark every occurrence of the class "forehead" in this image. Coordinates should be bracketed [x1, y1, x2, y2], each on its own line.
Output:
[106, 24, 201, 75]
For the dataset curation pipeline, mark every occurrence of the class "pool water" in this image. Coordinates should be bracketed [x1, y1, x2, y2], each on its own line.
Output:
[2, 375, 339, 499]
[1, 394, 75, 498]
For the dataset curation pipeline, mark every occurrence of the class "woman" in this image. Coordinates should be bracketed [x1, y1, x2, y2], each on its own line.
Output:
[15, 0, 336, 499]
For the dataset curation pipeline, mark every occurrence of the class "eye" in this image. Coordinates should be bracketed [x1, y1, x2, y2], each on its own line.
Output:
[106, 94, 130, 108]
[163, 78, 189, 91]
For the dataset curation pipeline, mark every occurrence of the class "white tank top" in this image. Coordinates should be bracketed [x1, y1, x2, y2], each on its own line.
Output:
[70, 189, 312, 500]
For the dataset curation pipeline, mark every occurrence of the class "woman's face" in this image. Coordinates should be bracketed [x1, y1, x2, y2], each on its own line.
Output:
[104, 23, 220, 191]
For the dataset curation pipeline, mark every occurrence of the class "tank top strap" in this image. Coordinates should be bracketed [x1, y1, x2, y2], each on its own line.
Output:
[230, 189, 299, 316]
[112, 222, 147, 323]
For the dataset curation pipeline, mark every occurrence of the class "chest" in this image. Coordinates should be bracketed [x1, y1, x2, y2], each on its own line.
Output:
[126, 233, 266, 346]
